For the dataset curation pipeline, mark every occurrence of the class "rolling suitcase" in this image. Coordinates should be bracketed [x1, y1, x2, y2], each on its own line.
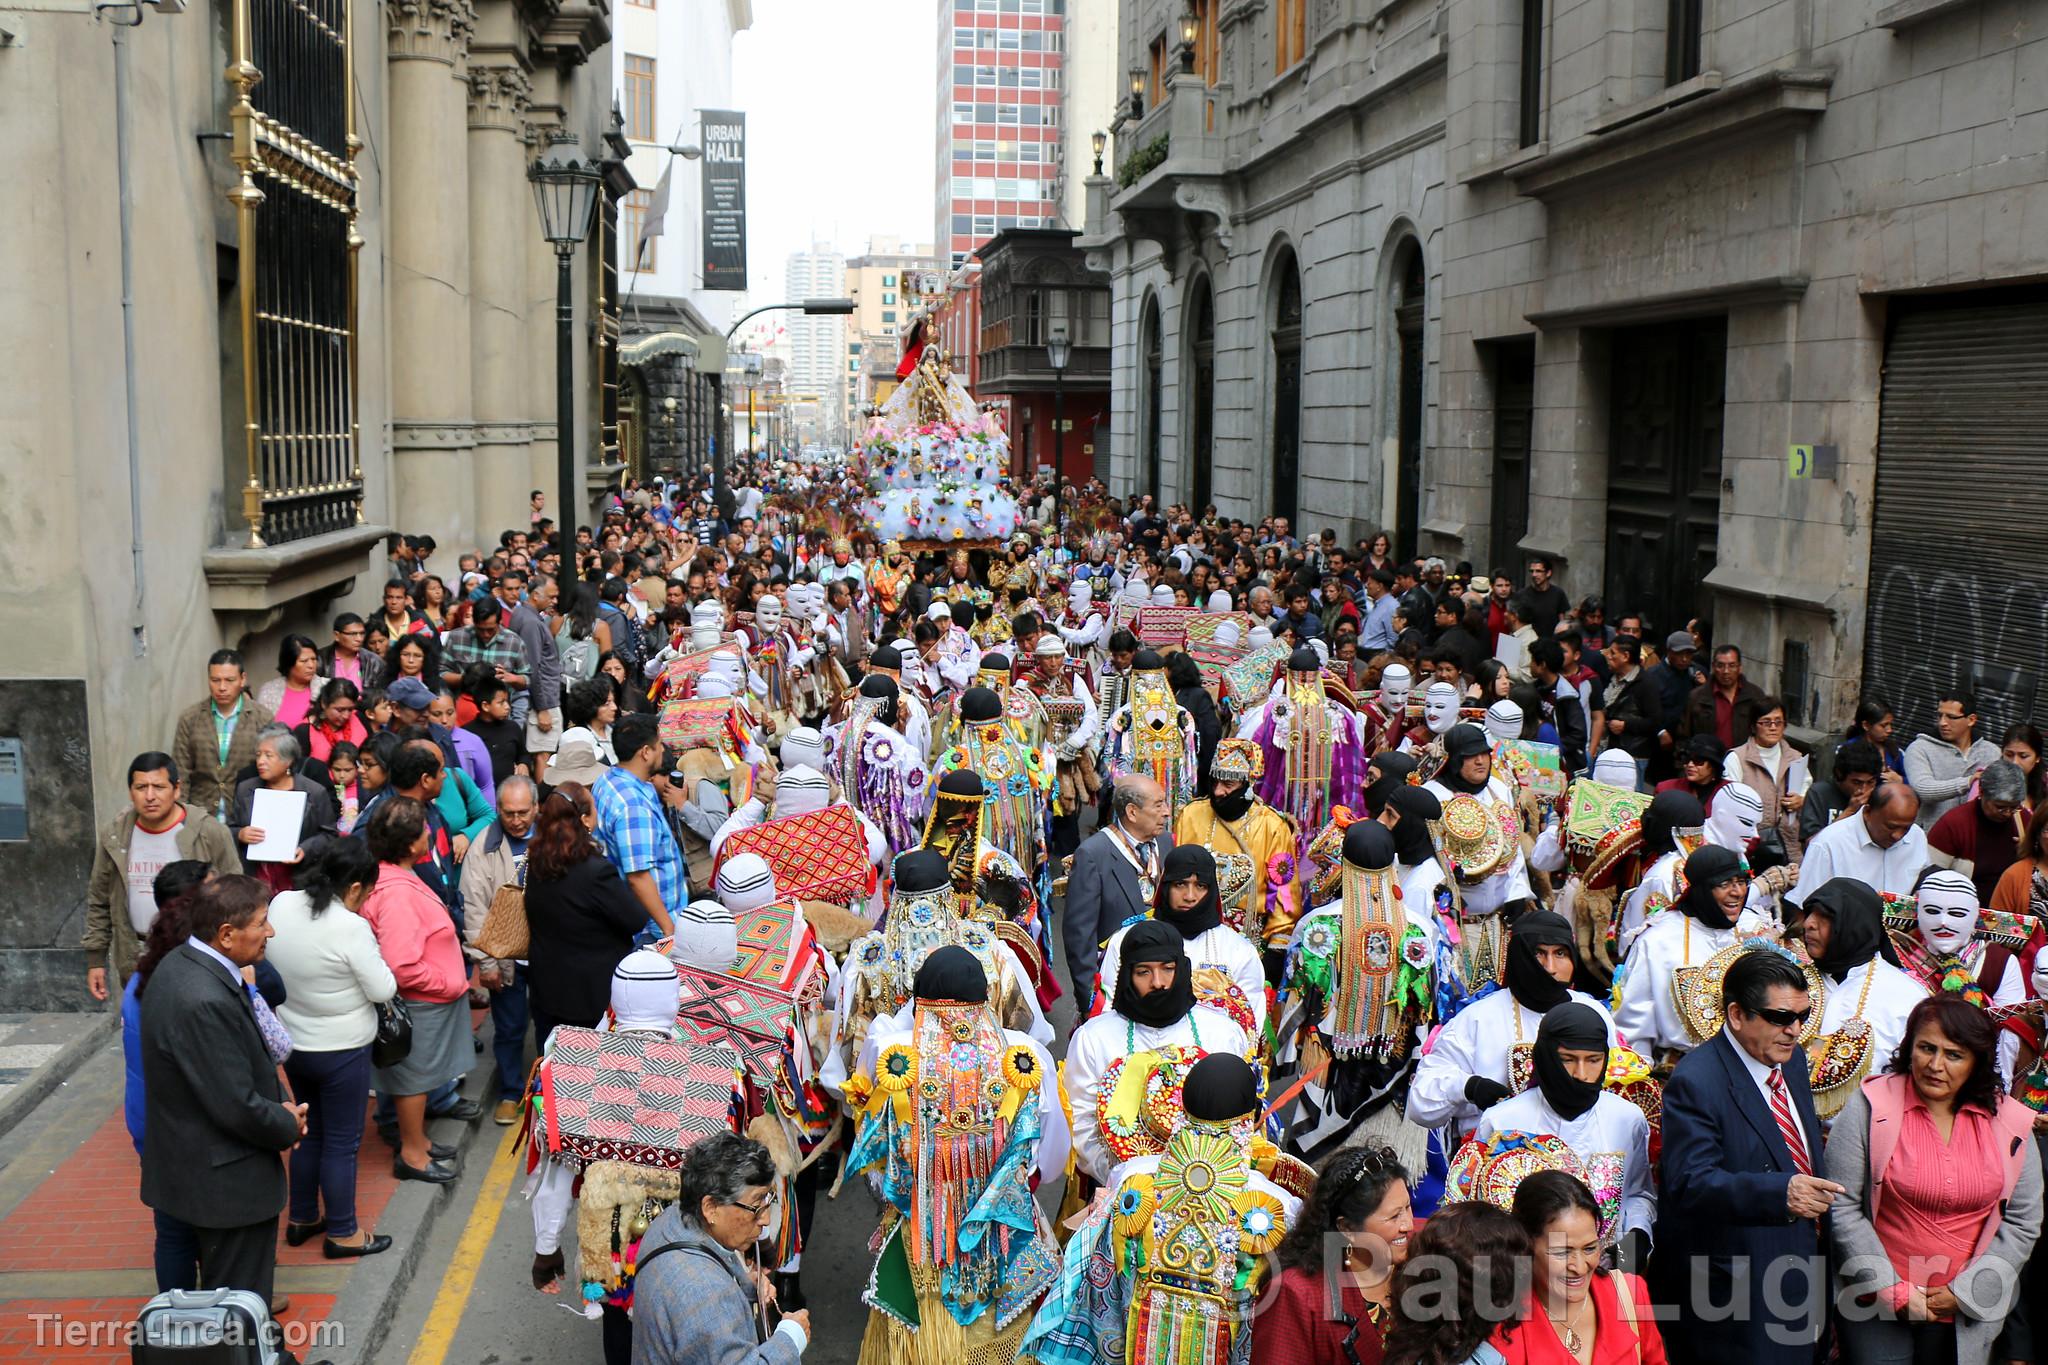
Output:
[131, 1287, 281, 1365]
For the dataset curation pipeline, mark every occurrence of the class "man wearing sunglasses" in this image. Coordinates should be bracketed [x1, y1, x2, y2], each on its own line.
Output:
[1655, 947, 1840, 1365]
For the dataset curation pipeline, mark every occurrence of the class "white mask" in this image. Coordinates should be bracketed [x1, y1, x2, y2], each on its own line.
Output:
[1214, 621, 1241, 650]
[1424, 682, 1461, 735]
[1915, 871, 1979, 954]
[689, 602, 724, 651]
[1207, 591, 1234, 613]
[1150, 585, 1175, 607]
[1246, 626, 1274, 649]
[755, 595, 783, 633]
[1379, 663, 1413, 713]
[1591, 750, 1640, 791]
[1704, 784, 1763, 851]
[1483, 700, 1521, 744]
[707, 650, 744, 687]
[1068, 581, 1091, 614]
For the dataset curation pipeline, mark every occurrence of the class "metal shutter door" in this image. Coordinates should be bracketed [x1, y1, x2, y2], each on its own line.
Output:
[1862, 297, 2048, 739]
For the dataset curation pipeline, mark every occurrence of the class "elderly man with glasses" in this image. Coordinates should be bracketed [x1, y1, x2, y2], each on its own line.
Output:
[458, 776, 541, 1125]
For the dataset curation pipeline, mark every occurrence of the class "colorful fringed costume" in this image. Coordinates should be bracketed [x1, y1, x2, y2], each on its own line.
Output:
[1172, 740, 1303, 953]
[1104, 650, 1201, 809]
[1246, 654, 1366, 868]
[843, 991, 1067, 1365]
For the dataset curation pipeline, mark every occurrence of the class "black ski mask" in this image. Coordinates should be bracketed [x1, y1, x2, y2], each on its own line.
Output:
[1111, 920, 1196, 1029]
[1532, 1002, 1608, 1121]
[912, 945, 989, 1005]
[1505, 910, 1578, 1013]
[1386, 785, 1443, 868]
[1156, 844, 1224, 939]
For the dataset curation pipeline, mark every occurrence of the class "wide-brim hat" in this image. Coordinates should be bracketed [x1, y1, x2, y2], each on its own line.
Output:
[1438, 793, 1511, 882]
[547, 738, 609, 789]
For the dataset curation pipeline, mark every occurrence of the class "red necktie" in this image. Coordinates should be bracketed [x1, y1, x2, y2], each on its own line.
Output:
[1768, 1069, 1812, 1176]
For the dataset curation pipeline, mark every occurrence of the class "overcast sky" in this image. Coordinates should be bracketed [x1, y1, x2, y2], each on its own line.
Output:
[732, 0, 939, 303]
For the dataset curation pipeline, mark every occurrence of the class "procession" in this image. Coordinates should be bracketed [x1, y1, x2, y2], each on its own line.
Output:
[61, 328, 2041, 1365]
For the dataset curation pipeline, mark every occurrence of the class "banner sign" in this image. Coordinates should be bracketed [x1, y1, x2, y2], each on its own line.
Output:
[701, 110, 747, 291]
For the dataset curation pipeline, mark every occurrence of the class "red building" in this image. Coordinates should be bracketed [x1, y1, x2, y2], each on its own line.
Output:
[934, 0, 1069, 272]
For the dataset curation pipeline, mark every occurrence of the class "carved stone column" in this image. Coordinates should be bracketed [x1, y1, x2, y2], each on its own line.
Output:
[467, 56, 534, 544]
[387, 0, 479, 552]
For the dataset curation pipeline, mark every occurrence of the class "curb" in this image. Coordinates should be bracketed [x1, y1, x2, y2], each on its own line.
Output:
[320, 1063, 502, 1365]
[0, 1014, 118, 1145]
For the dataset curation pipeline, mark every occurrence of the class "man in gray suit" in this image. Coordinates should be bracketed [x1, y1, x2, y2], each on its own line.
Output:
[1061, 774, 1173, 1006]
[139, 874, 305, 1319]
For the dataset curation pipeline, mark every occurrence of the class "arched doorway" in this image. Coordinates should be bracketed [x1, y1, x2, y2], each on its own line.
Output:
[1270, 252, 1303, 527]
[1186, 277, 1215, 515]
[1391, 240, 1426, 560]
[1141, 296, 1164, 504]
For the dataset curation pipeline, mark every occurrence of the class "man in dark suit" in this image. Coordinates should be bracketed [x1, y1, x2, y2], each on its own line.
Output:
[1061, 774, 1172, 1005]
[139, 874, 306, 1320]
[1656, 948, 1842, 1365]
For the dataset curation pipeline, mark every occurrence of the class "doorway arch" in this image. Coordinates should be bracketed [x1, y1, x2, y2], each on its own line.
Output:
[1184, 275, 1215, 515]
[1268, 248, 1303, 528]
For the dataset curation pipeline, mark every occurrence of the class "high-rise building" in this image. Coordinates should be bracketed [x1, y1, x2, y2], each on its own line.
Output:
[844, 236, 947, 416]
[784, 245, 848, 445]
[934, 0, 1069, 270]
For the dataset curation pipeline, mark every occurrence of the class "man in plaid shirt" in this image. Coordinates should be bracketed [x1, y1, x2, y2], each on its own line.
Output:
[440, 597, 530, 706]
[592, 713, 681, 940]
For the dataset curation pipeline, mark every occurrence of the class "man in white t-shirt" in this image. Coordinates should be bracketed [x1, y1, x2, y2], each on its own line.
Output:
[82, 753, 240, 1000]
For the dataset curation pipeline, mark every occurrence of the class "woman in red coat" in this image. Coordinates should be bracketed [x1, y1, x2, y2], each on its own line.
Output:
[1494, 1172, 1665, 1365]
[1253, 1143, 1416, 1365]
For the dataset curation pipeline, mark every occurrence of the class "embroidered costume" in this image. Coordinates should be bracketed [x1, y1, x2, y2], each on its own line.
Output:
[1172, 739, 1303, 956]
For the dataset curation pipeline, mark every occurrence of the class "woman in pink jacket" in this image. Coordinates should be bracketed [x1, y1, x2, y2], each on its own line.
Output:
[1825, 994, 2042, 1365]
[359, 797, 471, 1184]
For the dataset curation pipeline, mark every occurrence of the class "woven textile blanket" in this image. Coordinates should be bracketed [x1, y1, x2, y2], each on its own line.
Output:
[674, 964, 799, 1086]
[718, 804, 874, 906]
[540, 1027, 742, 1169]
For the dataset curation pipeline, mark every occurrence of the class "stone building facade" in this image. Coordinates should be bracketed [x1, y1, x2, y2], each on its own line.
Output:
[1092, 0, 2048, 738]
[1088, 0, 1447, 549]
[0, 0, 616, 1004]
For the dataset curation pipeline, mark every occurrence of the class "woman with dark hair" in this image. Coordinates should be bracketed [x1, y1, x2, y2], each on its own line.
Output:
[411, 574, 453, 636]
[522, 782, 652, 1046]
[359, 797, 469, 1184]
[1825, 995, 2043, 1365]
[257, 634, 326, 729]
[552, 580, 611, 683]
[1840, 697, 1908, 785]
[596, 652, 651, 715]
[1166, 648, 1221, 791]
[1495, 1171, 1665, 1365]
[1989, 799, 2048, 922]
[383, 632, 439, 693]
[1470, 658, 1514, 707]
[1655, 734, 1728, 810]
[1725, 695, 1806, 860]
[266, 838, 395, 1256]
[1383, 1202, 1532, 1365]
[1256, 1145, 1416, 1365]
[1996, 721, 2046, 810]
[294, 678, 366, 767]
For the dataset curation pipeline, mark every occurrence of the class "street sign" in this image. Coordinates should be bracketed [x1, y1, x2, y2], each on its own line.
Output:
[1787, 443, 1839, 480]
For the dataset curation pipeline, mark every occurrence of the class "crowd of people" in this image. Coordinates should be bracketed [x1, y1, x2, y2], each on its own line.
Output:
[84, 433, 2048, 1365]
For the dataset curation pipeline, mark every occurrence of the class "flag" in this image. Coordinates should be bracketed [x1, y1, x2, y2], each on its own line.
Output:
[636, 164, 672, 268]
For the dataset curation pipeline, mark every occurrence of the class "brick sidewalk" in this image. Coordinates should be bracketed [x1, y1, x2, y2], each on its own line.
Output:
[0, 1097, 400, 1360]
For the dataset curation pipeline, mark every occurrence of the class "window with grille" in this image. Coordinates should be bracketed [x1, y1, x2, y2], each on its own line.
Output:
[224, 0, 361, 545]
[624, 56, 657, 141]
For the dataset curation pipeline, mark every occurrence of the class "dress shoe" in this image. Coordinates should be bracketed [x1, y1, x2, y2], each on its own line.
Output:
[393, 1156, 459, 1184]
[430, 1097, 485, 1123]
[322, 1233, 393, 1259]
[493, 1099, 521, 1126]
[283, 1218, 327, 1247]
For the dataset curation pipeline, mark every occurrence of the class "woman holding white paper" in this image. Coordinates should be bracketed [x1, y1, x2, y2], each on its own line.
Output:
[229, 726, 339, 894]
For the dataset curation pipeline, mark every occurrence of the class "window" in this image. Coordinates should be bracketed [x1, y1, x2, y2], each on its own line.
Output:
[998, 27, 1020, 47]
[883, 310, 897, 323]
[954, 24, 974, 46]
[978, 28, 996, 47]
[1275, 0, 1305, 72]
[975, 138, 996, 157]
[883, 274, 897, 287]
[623, 56, 657, 141]
[884, 292, 897, 305]
[1020, 67, 1041, 88]
[998, 103, 1021, 124]
[1666, 0, 1702, 84]
[1149, 36, 1166, 102]
[1518, 0, 1543, 146]
[953, 102, 974, 122]
[975, 63, 997, 84]
[623, 189, 656, 270]
[1022, 29, 1043, 49]
[953, 62, 973, 84]
[952, 214, 971, 233]
[999, 65, 1019, 87]
[1019, 143, 1041, 162]
[1044, 66, 1060, 90]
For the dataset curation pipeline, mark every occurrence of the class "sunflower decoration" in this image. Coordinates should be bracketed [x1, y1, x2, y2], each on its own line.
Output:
[873, 1044, 917, 1123]
[1232, 1189, 1287, 1256]
[841, 1072, 874, 1112]
[1112, 1173, 1159, 1269]
[998, 1044, 1044, 1121]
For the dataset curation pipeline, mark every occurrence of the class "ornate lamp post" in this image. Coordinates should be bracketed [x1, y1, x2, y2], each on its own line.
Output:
[528, 134, 603, 581]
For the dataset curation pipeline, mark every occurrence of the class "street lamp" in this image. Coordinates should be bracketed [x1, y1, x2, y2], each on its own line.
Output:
[1046, 322, 1071, 552]
[712, 298, 857, 516]
[1128, 66, 1146, 119]
[1179, 5, 1199, 72]
[1091, 130, 1107, 176]
[528, 134, 603, 582]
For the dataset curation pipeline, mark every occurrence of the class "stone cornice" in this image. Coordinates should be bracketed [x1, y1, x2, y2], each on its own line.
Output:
[467, 63, 533, 130]
[388, 0, 477, 66]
